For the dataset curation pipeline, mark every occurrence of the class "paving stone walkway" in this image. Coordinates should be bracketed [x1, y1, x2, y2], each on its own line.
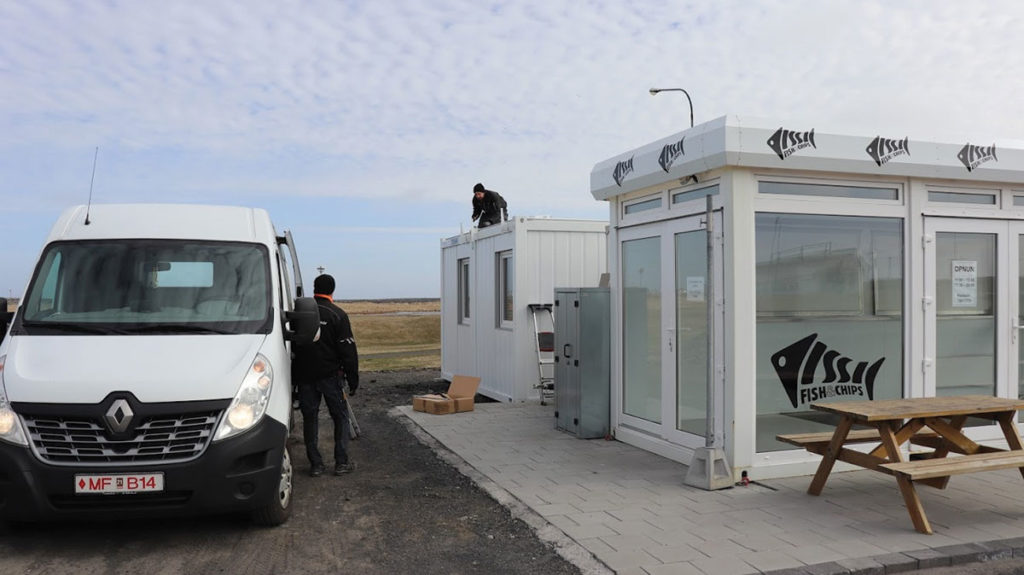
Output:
[401, 402, 1024, 574]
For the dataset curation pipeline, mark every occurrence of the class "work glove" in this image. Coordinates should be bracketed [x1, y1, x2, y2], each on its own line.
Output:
[347, 381, 358, 396]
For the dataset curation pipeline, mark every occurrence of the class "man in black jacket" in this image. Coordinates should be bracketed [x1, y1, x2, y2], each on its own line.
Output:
[292, 274, 359, 477]
[471, 183, 508, 228]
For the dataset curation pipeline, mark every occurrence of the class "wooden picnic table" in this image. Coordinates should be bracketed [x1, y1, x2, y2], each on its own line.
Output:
[777, 395, 1024, 534]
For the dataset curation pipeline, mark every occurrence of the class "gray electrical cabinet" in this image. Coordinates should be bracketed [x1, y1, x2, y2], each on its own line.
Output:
[553, 287, 610, 438]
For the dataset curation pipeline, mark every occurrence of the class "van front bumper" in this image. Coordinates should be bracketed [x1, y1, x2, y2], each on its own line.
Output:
[0, 417, 288, 521]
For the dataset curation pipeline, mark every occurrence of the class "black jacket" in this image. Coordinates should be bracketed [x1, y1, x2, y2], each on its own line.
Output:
[292, 296, 359, 390]
[471, 189, 508, 222]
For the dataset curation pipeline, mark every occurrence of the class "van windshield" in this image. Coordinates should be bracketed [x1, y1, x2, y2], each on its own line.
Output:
[16, 240, 272, 336]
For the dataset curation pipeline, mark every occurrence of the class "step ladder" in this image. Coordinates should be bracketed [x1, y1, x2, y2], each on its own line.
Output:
[528, 303, 555, 405]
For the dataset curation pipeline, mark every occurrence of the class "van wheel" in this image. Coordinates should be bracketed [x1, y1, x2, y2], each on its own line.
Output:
[251, 446, 293, 526]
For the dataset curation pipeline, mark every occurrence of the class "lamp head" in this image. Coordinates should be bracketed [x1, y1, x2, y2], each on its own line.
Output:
[649, 88, 659, 95]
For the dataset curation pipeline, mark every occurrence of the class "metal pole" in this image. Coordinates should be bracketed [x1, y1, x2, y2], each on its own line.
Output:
[683, 194, 733, 490]
[705, 194, 715, 448]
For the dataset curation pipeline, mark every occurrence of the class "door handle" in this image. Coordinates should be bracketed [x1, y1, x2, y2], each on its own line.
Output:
[563, 344, 573, 358]
[1014, 316, 1022, 344]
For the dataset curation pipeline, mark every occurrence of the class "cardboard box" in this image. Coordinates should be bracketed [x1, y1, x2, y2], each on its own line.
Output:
[412, 375, 480, 415]
[412, 394, 456, 414]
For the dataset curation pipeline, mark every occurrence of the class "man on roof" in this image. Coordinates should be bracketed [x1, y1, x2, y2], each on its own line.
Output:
[471, 183, 508, 229]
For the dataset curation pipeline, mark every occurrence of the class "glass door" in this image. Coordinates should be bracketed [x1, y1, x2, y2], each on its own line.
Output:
[620, 225, 664, 435]
[618, 213, 721, 449]
[665, 214, 723, 447]
[924, 218, 1011, 438]
[1011, 223, 1024, 404]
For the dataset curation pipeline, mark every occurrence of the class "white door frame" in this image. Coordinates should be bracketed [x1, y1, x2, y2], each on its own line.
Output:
[617, 211, 724, 450]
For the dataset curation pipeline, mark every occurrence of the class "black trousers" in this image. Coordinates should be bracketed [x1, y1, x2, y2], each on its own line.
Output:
[477, 214, 502, 228]
[298, 374, 351, 467]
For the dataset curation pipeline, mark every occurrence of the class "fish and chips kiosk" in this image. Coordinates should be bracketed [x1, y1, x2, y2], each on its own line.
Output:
[591, 114, 1024, 480]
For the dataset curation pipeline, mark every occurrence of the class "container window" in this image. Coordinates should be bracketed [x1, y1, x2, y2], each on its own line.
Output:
[760, 182, 898, 200]
[496, 251, 513, 326]
[754, 213, 904, 453]
[624, 197, 662, 215]
[928, 191, 997, 205]
[458, 258, 471, 324]
[672, 184, 719, 205]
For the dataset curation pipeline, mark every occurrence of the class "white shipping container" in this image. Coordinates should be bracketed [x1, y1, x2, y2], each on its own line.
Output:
[441, 217, 607, 402]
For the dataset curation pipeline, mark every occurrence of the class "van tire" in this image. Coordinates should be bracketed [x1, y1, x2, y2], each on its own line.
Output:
[251, 446, 293, 526]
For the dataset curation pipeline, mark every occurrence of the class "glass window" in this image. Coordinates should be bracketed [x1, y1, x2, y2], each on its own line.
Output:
[624, 197, 662, 214]
[1014, 195, 1024, 207]
[19, 240, 270, 334]
[760, 181, 898, 201]
[622, 236, 661, 423]
[458, 258, 470, 324]
[935, 232, 995, 397]
[928, 191, 996, 205]
[755, 214, 904, 452]
[496, 251, 513, 326]
[675, 230, 708, 437]
[672, 184, 719, 205]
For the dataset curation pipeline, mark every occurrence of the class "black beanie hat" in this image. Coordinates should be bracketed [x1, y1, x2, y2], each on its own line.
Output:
[473, 183, 484, 194]
[313, 274, 335, 295]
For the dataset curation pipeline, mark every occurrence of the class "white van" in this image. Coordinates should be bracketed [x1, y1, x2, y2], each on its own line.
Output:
[0, 203, 319, 525]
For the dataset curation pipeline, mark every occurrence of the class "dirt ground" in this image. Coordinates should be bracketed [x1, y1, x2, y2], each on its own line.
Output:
[0, 369, 581, 575]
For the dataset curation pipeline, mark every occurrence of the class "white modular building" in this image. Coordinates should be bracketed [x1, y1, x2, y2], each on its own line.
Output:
[592, 114, 1024, 480]
[441, 217, 607, 402]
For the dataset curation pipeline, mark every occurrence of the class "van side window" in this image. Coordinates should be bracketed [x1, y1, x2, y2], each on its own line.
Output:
[25, 250, 63, 315]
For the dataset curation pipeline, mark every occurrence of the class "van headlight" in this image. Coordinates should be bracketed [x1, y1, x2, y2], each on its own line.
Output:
[0, 356, 29, 446]
[215, 354, 273, 441]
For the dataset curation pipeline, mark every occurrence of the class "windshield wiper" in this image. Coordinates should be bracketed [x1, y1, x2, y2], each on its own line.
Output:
[20, 321, 124, 335]
[124, 324, 235, 335]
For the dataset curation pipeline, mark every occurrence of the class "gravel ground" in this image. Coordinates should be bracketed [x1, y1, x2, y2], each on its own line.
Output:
[303, 368, 582, 574]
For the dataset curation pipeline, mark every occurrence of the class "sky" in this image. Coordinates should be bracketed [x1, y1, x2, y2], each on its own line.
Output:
[3, 1, 1024, 299]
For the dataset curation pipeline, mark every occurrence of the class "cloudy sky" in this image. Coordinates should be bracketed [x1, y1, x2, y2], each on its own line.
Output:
[3, 1, 1024, 299]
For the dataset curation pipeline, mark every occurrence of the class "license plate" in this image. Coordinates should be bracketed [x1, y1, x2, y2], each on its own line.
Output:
[75, 473, 164, 494]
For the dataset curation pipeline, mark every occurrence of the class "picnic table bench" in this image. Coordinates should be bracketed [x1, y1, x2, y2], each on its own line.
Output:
[777, 395, 1024, 534]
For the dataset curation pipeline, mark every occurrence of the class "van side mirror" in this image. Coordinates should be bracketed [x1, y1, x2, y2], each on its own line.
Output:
[0, 298, 10, 346]
[284, 297, 319, 344]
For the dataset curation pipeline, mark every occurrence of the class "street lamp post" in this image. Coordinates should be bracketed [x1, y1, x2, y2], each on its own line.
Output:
[649, 87, 694, 128]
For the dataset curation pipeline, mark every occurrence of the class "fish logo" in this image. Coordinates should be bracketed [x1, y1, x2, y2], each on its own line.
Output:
[957, 143, 997, 172]
[767, 127, 816, 160]
[866, 136, 910, 167]
[613, 156, 634, 186]
[658, 136, 686, 173]
[770, 333, 885, 409]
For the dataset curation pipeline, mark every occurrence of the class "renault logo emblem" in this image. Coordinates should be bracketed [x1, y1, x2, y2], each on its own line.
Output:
[105, 399, 134, 433]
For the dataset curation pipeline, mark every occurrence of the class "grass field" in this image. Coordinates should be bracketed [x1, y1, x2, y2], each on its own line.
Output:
[338, 300, 441, 371]
[1, 298, 437, 370]
[339, 299, 440, 315]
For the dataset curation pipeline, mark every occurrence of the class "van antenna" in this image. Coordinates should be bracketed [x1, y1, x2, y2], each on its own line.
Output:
[85, 146, 99, 225]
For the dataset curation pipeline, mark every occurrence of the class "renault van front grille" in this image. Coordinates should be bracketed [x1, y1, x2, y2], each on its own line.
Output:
[23, 411, 221, 465]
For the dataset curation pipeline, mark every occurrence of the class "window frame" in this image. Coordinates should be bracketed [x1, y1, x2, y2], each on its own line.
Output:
[496, 250, 513, 328]
[621, 194, 663, 220]
[457, 257, 471, 324]
[927, 185, 1000, 207]
[757, 178, 902, 203]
